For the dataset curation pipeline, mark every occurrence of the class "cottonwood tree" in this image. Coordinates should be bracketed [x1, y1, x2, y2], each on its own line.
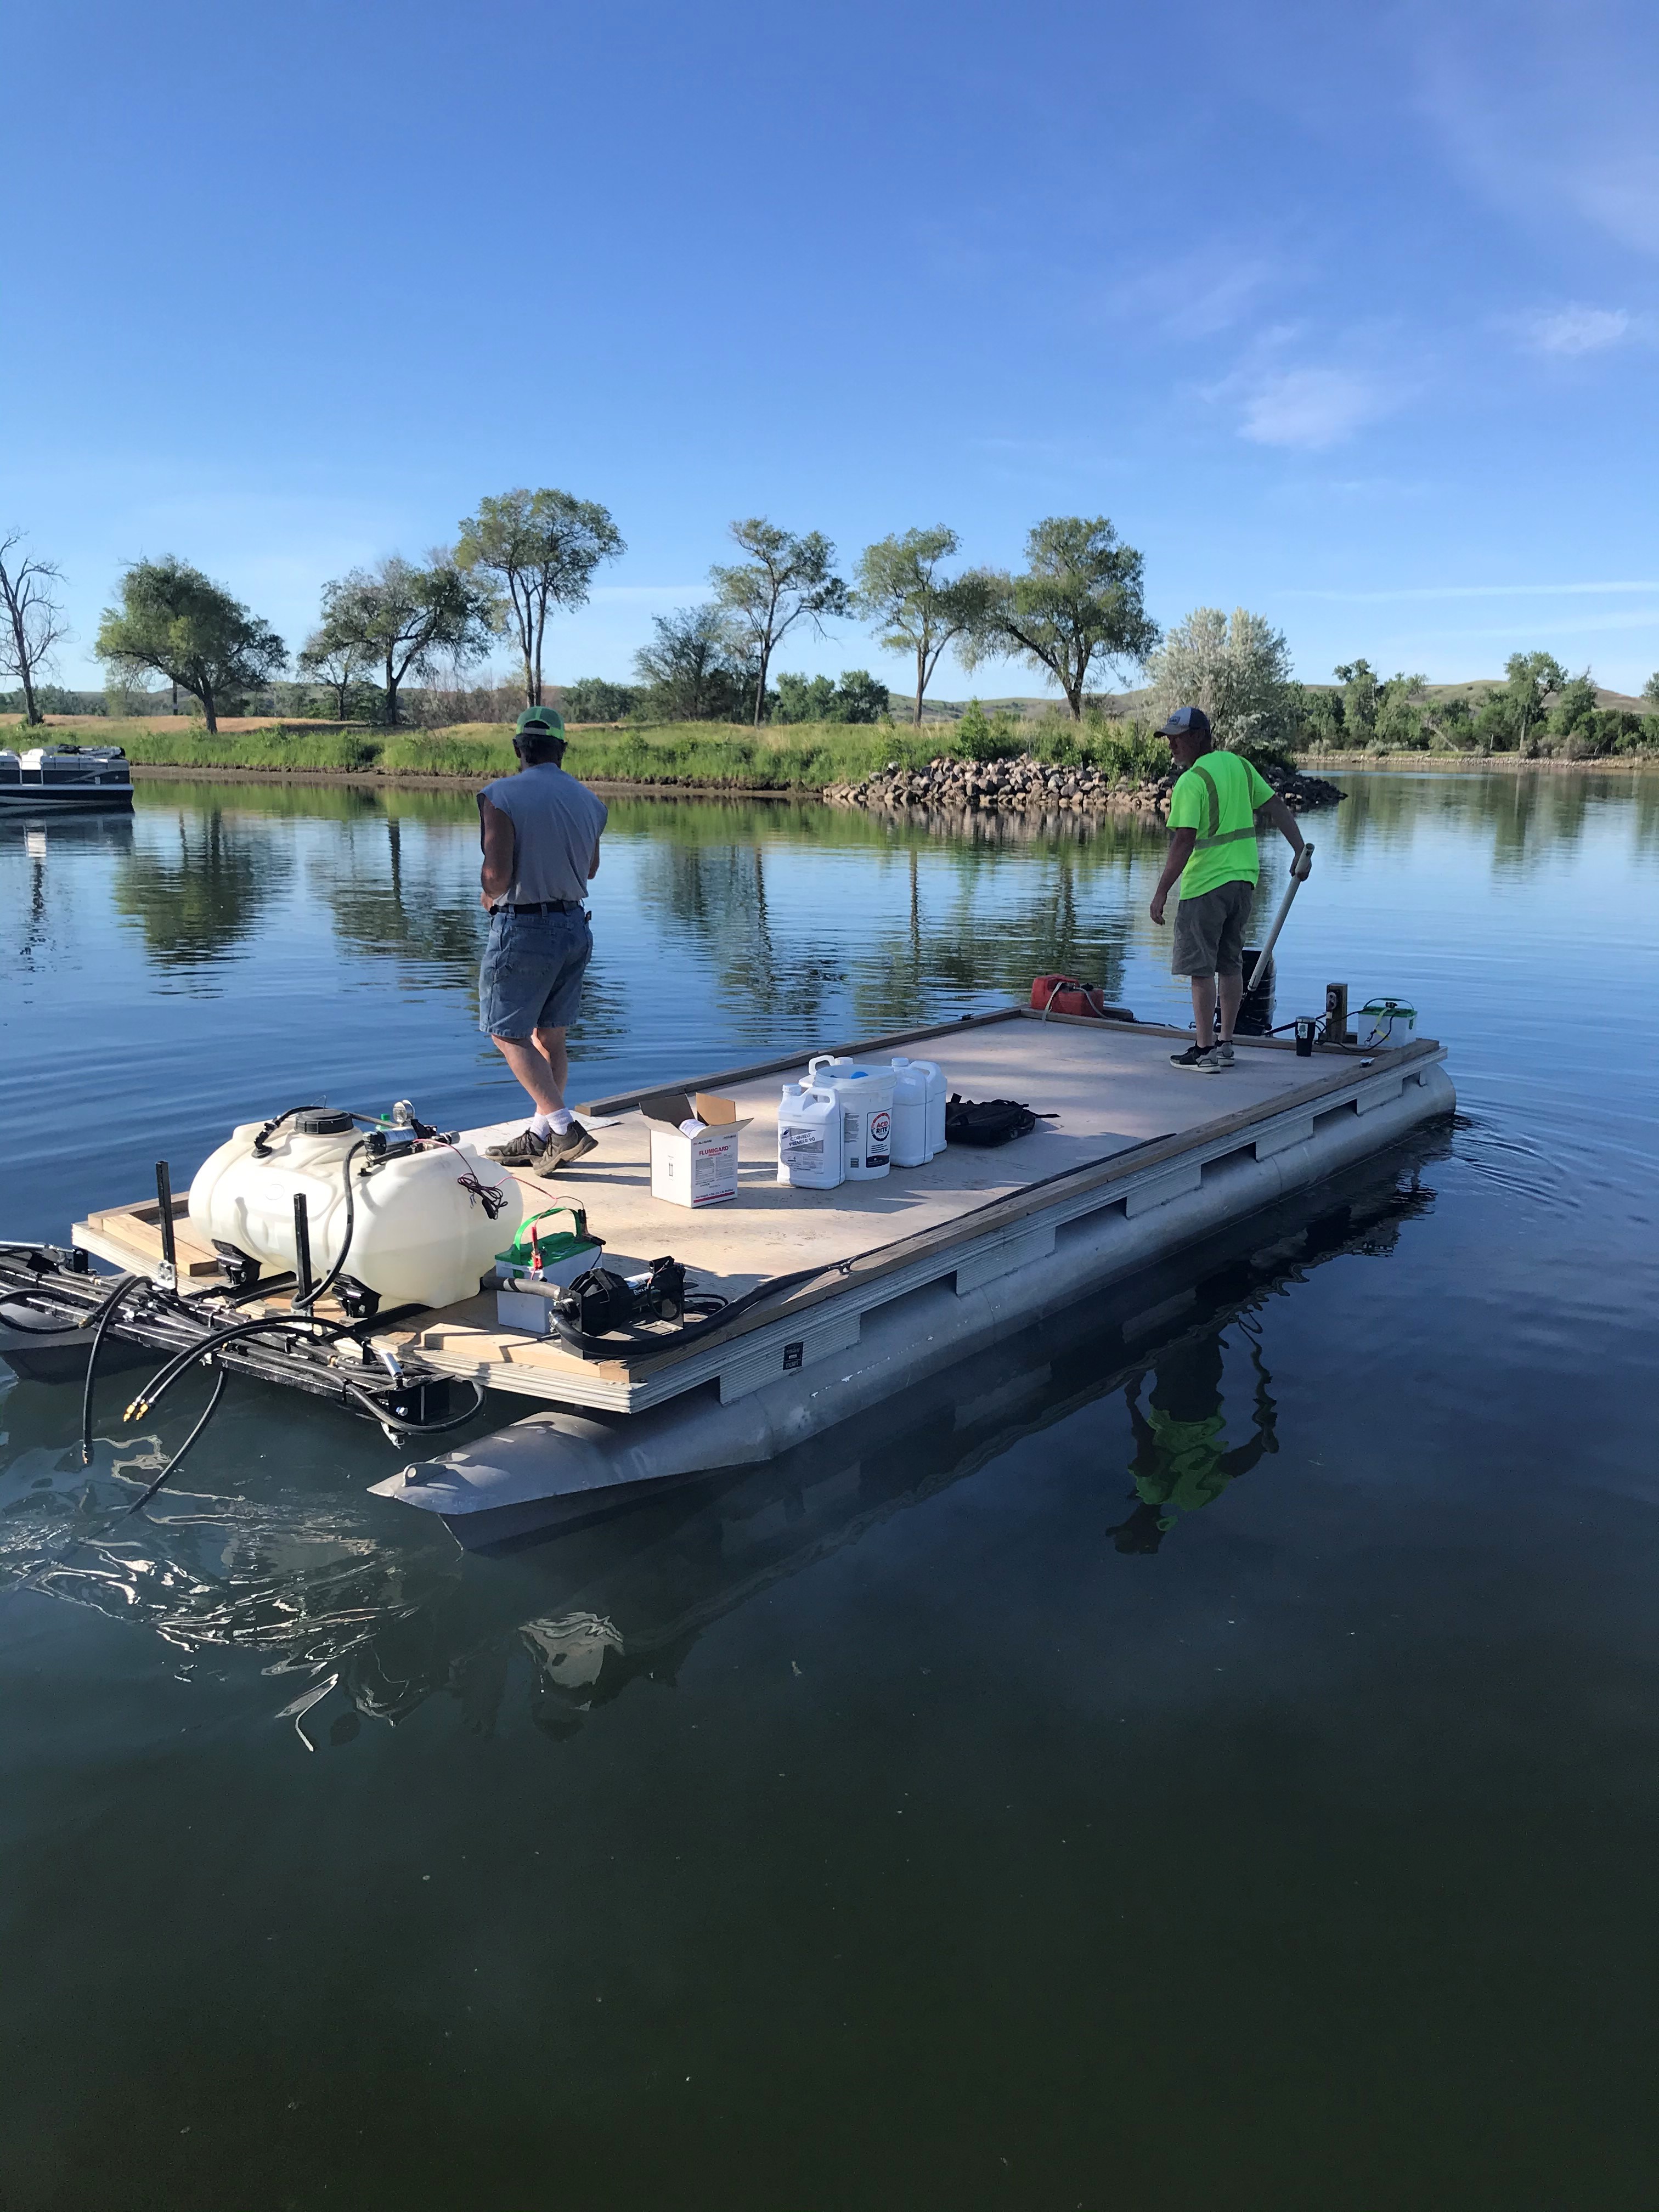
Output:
[1333, 659, 1380, 741]
[296, 628, 376, 719]
[456, 489, 624, 708]
[960, 517, 1159, 721]
[633, 605, 749, 721]
[0, 533, 70, 726]
[1149, 607, 1297, 751]
[851, 527, 992, 727]
[1499, 650, 1568, 754]
[309, 556, 499, 726]
[709, 520, 848, 726]
[96, 557, 285, 733]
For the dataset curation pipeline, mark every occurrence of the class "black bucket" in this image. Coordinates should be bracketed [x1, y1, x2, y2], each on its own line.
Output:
[1235, 947, 1274, 1037]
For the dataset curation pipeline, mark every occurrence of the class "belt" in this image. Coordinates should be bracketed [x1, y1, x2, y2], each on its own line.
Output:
[494, 899, 584, 913]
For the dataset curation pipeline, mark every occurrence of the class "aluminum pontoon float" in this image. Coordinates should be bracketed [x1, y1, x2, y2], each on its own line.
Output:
[2, 1006, 1452, 1547]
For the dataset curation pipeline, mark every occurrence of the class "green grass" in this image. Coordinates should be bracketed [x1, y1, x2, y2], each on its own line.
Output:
[88, 723, 383, 771]
[43, 713, 1189, 788]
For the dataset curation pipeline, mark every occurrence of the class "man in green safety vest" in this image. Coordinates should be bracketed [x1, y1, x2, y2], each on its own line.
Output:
[1148, 706, 1311, 1072]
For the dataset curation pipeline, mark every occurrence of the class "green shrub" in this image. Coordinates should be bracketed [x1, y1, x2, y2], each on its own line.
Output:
[950, 700, 1025, 763]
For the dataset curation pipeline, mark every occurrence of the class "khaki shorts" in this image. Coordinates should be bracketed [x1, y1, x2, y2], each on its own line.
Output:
[1171, 879, 1254, 977]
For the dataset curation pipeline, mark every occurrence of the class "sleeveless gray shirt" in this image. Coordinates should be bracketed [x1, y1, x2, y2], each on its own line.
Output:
[479, 762, 608, 904]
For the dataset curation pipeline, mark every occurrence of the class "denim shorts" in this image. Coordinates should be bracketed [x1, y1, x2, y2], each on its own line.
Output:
[478, 906, 592, 1038]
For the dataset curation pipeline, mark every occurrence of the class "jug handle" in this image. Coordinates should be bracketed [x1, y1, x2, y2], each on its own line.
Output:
[806, 1054, 834, 1082]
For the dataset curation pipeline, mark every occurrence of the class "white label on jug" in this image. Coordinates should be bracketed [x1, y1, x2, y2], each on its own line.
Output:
[870, 1111, 890, 1147]
[843, 1111, 859, 1144]
[783, 1131, 823, 1158]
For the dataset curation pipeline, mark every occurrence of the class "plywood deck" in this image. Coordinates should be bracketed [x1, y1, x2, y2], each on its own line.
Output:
[72, 1008, 1441, 1415]
[481, 1013, 1327, 1295]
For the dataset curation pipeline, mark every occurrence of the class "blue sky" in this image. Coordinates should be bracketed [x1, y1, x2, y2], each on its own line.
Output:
[7, 0, 1658, 698]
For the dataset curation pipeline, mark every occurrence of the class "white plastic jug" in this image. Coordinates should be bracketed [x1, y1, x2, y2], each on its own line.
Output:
[806, 1056, 894, 1181]
[893, 1056, 947, 1160]
[887, 1058, 930, 1169]
[776, 1080, 843, 1188]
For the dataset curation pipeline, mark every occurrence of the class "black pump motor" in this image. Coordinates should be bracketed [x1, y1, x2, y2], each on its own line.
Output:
[561, 1258, 686, 1337]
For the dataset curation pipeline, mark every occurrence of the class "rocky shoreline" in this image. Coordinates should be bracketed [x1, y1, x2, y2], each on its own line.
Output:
[822, 752, 1346, 817]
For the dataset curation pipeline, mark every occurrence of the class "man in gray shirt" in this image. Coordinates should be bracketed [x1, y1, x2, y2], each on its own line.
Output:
[477, 708, 608, 1174]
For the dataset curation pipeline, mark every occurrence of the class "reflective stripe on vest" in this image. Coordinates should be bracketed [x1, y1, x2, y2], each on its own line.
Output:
[1188, 759, 1260, 849]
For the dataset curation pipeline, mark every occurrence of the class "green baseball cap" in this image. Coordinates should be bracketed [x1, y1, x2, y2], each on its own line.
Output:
[515, 706, 566, 740]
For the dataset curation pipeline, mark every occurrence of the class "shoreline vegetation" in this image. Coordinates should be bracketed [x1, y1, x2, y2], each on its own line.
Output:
[14, 714, 1658, 797]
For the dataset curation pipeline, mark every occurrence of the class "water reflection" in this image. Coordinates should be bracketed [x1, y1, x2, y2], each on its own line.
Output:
[0, 1135, 1442, 1747]
[114, 806, 292, 966]
[308, 814, 487, 979]
[1111, 1327, 1278, 1554]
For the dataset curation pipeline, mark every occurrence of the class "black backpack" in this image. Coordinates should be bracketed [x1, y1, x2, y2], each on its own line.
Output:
[944, 1094, 1045, 1147]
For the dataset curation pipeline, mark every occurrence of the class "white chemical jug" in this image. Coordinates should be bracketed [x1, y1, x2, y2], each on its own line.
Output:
[893, 1056, 947, 1159]
[776, 1080, 843, 1189]
[887, 1059, 930, 1168]
[806, 1057, 894, 1181]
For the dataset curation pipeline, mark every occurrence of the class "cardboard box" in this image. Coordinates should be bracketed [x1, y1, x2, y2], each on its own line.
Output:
[641, 1090, 752, 1208]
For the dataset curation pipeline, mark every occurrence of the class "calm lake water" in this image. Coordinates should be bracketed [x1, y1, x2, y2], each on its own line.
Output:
[2, 770, 1657, 2210]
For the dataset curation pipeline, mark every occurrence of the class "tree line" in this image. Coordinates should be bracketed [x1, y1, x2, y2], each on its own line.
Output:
[2, 499, 1656, 757]
[0, 503, 1158, 735]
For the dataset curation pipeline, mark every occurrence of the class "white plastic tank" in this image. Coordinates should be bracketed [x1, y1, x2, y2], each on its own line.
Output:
[887, 1058, 930, 1168]
[892, 1056, 947, 1160]
[776, 1080, 843, 1188]
[188, 1108, 508, 1311]
[806, 1057, 894, 1181]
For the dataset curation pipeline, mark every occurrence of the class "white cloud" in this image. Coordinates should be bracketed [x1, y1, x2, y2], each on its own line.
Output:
[1238, 368, 1393, 449]
[1523, 304, 1634, 356]
[1412, 3, 1659, 256]
[1104, 251, 1284, 341]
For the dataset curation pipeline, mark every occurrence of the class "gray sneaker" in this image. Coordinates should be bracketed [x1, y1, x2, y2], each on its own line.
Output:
[1212, 1040, 1235, 1068]
[533, 1123, 598, 1175]
[487, 1126, 552, 1166]
[1169, 1042, 1220, 1072]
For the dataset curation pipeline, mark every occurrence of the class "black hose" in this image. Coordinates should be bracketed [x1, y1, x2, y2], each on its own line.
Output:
[125, 1365, 228, 1512]
[342, 1378, 489, 1435]
[294, 1142, 366, 1314]
[251, 1103, 324, 1156]
[123, 1311, 355, 1425]
[79, 1274, 142, 1468]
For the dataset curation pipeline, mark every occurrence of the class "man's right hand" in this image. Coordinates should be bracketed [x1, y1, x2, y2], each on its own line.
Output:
[1291, 844, 1313, 881]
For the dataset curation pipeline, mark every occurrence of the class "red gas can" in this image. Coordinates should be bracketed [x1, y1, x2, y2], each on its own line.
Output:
[1030, 974, 1137, 1022]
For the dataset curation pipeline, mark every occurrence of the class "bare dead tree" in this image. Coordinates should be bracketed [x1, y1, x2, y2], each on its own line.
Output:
[0, 533, 70, 726]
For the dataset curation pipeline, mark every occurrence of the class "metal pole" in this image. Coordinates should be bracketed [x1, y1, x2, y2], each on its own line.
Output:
[293, 1194, 313, 1301]
[1245, 844, 1313, 994]
[155, 1161, 177, 1292]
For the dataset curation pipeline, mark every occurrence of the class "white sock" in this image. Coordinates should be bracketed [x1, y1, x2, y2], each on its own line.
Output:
[549, 1108, 574, 1134]
[530, 1111, 554, 1137]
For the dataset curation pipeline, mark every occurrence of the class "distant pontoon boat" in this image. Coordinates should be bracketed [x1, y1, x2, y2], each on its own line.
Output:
[0, 743, 134, 812]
